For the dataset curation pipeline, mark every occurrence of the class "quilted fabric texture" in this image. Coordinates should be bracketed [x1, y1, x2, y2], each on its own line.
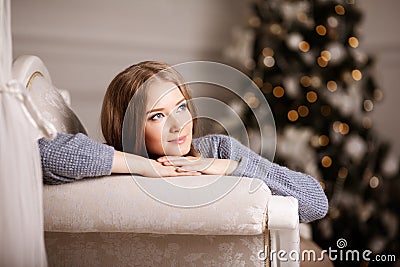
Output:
[28, 76, 87, 135]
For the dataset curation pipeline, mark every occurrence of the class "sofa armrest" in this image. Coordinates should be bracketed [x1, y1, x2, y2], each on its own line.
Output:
[44, 175, 273, 235]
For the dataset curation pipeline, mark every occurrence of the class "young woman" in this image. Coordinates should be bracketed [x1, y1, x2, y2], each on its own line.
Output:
[39, 61, 328, 224]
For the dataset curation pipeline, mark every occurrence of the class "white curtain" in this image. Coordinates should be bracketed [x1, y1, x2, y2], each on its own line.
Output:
[0, 0, 54, 266]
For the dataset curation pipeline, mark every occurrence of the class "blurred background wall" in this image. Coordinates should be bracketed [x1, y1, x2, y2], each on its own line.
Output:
[11, 0, 400, 155]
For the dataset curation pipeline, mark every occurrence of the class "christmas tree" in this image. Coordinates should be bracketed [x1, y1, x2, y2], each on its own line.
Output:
[225, 0, 399, 266]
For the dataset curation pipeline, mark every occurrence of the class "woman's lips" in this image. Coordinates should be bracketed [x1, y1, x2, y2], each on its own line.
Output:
[169, 135, 187, 144]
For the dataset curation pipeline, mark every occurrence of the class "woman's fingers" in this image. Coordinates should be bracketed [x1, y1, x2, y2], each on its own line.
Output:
[157, 156, 202, 166]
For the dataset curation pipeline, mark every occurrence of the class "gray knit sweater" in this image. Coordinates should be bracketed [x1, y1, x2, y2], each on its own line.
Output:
[38, 133, 328, 222]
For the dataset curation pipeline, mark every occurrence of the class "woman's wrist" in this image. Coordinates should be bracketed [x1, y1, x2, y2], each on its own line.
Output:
[112, 150, 149, 175]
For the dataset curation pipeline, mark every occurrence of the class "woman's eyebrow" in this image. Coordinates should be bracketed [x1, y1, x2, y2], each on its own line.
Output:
[146, 98, 186, 114]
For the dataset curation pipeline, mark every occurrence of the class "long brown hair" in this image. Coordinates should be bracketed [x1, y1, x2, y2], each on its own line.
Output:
[101, 61, 198, 157]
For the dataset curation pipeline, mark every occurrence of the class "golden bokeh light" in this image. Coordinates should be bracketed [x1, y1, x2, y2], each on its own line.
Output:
[364, 100, 374, 112]
[273, 86, 285, 98]
[300, 76, 312, 87]
[298, 105, 309, 117]
[311, 76, 322, 88]
[253, 77, 263, 88]
[339, 123, 350, 135]
[322, 156, 332, 168]
[319, 135, 329, 146]
[299, 41, 310, 52]
[327, 80, 337, 92]
[263, 56, 275, 67]
[352, 69, 362, 81]
[262, 82, 273, 94]
[333, 121, 341, 132]
[317, 57, 328, 67]
[288, 110, 299, 122]
[348, 37, 359, 48]
[321, 50, 332, 61]
[335, 5, 346, 15]
[373, 89, 384, 101]
[297, 12, 308, 23]
[369, 176, 379, 188]
[306, 91, 318, 103]
[270, 23, 282, 35]
[248, 16, 261, 28]
[262, 47, 274, 57]
[244, 92, 260, 108]
[363, 117, 372, 129]
[316, 25, 327, 36]
[338, 167, 348, 179]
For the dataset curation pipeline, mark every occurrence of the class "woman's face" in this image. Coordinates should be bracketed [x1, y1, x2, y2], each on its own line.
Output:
[144, 79, 193, 156]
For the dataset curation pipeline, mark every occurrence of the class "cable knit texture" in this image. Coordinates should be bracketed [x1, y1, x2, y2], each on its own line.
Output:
[38, 133, 328, 222]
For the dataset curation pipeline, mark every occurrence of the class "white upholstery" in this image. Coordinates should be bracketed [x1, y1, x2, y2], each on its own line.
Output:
[13, 55, 300, 267]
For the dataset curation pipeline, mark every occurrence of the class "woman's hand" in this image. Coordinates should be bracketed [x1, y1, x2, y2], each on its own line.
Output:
[112, 150, 201, 177]
[157, 156, 239, 176]
[143, 159, 202, 178]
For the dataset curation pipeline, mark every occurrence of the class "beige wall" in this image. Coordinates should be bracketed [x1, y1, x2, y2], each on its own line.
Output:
[11, 0, 400, 155]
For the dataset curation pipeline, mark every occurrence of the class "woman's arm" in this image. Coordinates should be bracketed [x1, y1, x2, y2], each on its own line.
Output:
[39, 133, 114, 184]
[39, 133, 199, 184]
[193, 135, 328, 223]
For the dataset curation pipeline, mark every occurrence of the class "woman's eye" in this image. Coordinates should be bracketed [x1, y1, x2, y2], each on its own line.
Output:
[150, 113, 164, 120]
[177, 102, 187, 112]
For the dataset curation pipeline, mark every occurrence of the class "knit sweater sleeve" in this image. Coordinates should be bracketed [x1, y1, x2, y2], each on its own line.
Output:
[38, 133, 114, 184]
[194, 134, 328, 223]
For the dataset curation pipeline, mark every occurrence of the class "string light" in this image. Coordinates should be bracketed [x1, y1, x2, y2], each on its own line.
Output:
[262, 47, 274, 57]
[322, 156, 332, 167]
[288, 110, 299, 122]
[352, 69, 362, 81]
[348, 37, 359, 48]
[306, 91, 318, 103]
[327, 81, 337, 92]
[316, 25, 327, 36]
[364, 99, 374, 112]
[263, 56, 275, 67]
[335, 5, 346, 15]
[298, 105, 309, 117]
[273, 86, 285, 98]
[300, 76, 312, 87]
[252, 77, 263, 88]
[299, 41, 310, 52]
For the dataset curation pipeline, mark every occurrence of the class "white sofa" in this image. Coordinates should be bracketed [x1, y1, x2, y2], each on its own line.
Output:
[13, 55, 300, 267]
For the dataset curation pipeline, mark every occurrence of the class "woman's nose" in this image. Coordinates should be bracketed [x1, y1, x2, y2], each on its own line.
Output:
[167, 114, 183, 133]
